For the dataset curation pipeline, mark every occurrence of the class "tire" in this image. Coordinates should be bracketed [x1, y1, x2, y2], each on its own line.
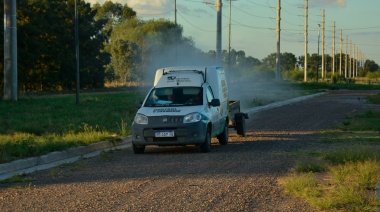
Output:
[200, 127, 211, 153]
[132, 142, 145, 154]
[235, 113, 246, 137]
[217, 121, 228, 145]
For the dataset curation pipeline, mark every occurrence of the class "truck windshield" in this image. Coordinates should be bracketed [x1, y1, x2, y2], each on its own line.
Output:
[144, 87, 203, 107]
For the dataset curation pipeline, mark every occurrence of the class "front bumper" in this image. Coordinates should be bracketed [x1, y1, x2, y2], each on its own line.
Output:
[132, 117, 207, 146]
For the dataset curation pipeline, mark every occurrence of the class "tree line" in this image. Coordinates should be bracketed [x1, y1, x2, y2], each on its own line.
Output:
[1, 0, 379, 92]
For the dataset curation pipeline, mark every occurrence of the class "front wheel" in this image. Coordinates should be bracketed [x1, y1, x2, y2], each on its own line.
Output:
[132, 142, 145, 154]
[217, 121, 228, 145]
[200, 127, 211, 153]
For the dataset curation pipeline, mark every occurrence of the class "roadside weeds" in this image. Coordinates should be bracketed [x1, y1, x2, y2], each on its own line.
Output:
[279, 97, 380, 212]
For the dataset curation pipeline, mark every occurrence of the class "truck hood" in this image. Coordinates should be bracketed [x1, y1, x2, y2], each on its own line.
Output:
[137, 105, 205, 116]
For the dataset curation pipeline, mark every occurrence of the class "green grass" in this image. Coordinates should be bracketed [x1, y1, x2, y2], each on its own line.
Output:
[280, 93, 380, 212]
[246, 81, 380, 108]
[323, 146, 380, 165]
[367, 93, 380, 104]
[281, 159, 380, 211]
[294, 161, 327, 173]
[0, 92, 143, 163]
[1, 173, 34, 184]
[290, 81, 380, 91]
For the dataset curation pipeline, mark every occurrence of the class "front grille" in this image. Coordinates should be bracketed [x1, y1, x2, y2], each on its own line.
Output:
[168, 117, 183, 123]
[149, 116, 183, 125]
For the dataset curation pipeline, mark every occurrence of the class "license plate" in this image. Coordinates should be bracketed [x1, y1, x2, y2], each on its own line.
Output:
[155, 130, 175, 137]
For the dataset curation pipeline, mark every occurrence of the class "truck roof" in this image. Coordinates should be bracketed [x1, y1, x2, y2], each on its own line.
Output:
[154, 72, 204, 88]
[159, 66, 221, 72]
[154, 66, 223, 87]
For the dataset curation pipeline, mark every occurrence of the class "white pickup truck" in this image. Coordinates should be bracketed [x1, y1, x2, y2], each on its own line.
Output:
[131, 66, 247, 153]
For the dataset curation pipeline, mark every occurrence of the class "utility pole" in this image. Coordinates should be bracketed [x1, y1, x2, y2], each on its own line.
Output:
[339, 29, 342, 76]
[317, 24, 321, 82]
[303, 0, 308, 82]
[345, 35, 348, 78]
[228, 0, 237, 68]
[332, 21, 335, 76]
[354, 45, 356, 77]
[351, 41, 354, 78]
[75, 0, 80, 104]
[355, 47, 359, 77]
[359, 52, 362, 70]
[349, 40, 352, 78]
[215, 0, 222, 66]
[174, 0, 177, 25]
[3, 0, 18, 101]
[321, 9, 325, 81]
[276, 0, 281, 81]
[174, 0, 178, 65]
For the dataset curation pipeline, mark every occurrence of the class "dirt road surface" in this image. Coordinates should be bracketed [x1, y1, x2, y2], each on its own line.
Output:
[1, 90, 379, 211]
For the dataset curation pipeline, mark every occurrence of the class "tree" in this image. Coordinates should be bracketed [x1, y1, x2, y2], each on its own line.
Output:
[17, 0, 71, 91]
[262, 52, 296, 72]
[76, 0, 110, 88]
[108, 18, 212, 83]
[245, 56, 261, 68]
[109, 40, 141, 83]
[261, 53, 276, 70]
[281, 52, 297, 71]
[0, 0, 109, 91]
[364, 60, 379, 73]
[92, 1, 136, 42]
[219, 49, 261, 73]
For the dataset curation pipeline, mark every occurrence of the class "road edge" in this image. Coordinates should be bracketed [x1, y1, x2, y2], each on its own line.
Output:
[242, 92, 326, 116]
[0, 137, 132, 181]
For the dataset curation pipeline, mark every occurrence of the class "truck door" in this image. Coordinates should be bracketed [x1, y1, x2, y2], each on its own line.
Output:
[206, 86, 223, 134]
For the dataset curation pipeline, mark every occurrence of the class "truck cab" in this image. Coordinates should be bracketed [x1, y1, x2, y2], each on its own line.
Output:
[131, 66, 229, 153]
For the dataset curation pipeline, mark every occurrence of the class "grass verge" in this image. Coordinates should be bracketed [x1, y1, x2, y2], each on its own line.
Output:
[0, 92, 143, 163]
[245, 81, 380, 108]
[279, 94, 380, 212]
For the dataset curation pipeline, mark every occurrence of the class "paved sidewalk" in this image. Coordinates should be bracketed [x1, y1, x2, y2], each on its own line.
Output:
[0, 91, 326, 181]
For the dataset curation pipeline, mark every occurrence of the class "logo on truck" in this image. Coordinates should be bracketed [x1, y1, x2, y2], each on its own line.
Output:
[167, 76, 191, 83]
[153, 108, 181, 113]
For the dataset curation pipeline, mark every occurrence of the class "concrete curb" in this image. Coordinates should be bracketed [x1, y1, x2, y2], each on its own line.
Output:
[0, 137, 132, 181]
[0, 92, 327, 181]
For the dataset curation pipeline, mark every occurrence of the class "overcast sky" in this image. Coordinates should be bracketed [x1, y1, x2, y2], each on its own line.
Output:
[87, 0, 380, 64]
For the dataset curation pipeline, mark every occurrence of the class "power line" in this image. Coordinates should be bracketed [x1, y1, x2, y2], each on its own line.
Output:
[281, 7, 301, 17]
[342, 26, 380, 31]
[177, 10, 216, 32]
[232, 23, 275, 30]
[231, 4, 272, 19]
[282, 19, 302, 27]
[246, 0, 275, 8]
[282, 0, 303, 8]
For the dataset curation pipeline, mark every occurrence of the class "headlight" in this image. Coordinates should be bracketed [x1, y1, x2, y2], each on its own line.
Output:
[134, 113, 148, 125]
[183, 112, 201, 123]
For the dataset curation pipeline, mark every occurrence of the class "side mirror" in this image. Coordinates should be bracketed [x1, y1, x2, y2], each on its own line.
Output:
[210, 99, 220, 107]
[134, 101, 143, 108]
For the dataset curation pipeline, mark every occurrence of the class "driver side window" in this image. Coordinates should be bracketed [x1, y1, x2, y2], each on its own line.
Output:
[206, 86, 214, 104]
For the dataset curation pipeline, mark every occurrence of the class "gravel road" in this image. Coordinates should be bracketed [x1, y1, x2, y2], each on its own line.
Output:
[0, 90, 379, 212]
